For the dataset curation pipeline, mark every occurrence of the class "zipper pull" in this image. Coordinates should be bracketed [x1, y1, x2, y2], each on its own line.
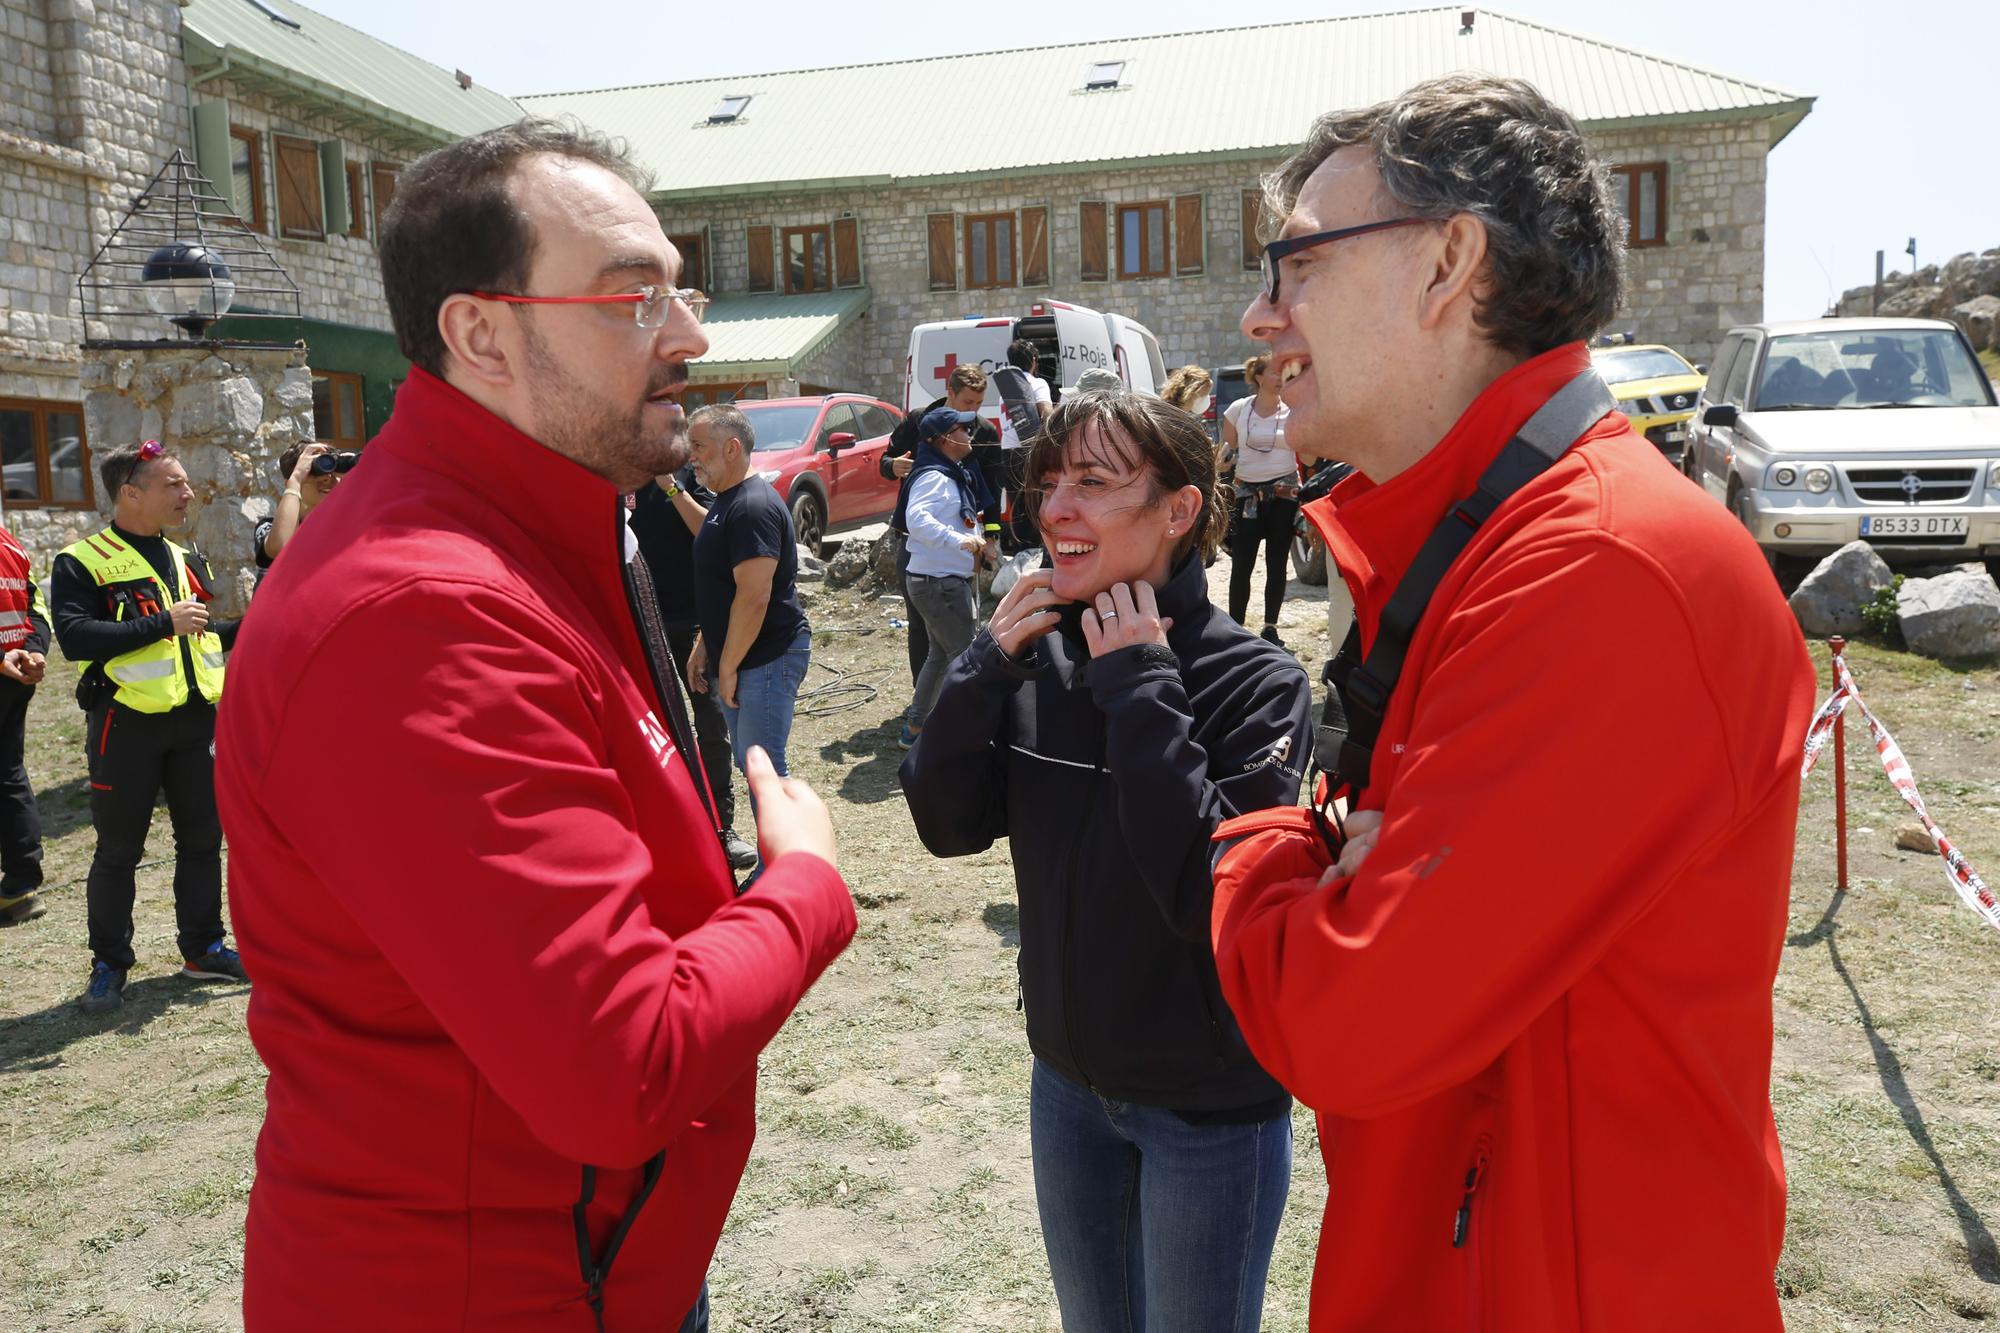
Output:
[1452, 1153, 1487, 1248]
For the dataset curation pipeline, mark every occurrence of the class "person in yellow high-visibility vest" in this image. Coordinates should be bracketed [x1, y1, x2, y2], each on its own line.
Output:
[51, 439, 244, 1014]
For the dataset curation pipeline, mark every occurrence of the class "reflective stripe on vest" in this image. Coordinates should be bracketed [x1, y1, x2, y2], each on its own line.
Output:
[59, 529, 226, 714]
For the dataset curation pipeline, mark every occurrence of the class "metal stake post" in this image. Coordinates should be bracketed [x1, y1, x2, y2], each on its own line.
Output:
[1830, 635, 1849, 894]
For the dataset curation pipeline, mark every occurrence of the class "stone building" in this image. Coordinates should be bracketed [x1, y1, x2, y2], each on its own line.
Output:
[526, 7, 1813, 406]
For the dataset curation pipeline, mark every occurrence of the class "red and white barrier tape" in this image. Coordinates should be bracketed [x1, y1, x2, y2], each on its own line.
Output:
[1803, 655, 2000, 931]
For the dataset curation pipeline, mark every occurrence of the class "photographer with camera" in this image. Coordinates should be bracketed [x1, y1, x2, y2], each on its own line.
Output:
[254, 442, 353, 584]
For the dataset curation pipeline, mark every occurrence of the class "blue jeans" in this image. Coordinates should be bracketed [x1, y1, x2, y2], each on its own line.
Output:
[676, 1283, 709, 1333]
[715, 627, 811, 873]
[1029, 1060, 1290, 1333]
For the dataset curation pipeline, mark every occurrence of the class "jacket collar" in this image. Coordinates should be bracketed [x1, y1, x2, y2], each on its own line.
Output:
[372, 367, 624, 564]
[1041, 550, 1212, 689]
[1307, 342, 1594, 632]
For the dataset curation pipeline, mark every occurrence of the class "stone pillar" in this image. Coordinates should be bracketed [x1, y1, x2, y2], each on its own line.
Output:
[70, 342, 314, 617]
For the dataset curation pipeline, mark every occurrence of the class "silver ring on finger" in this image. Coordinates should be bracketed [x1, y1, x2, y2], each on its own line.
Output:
[1100, 611, 1118, 621]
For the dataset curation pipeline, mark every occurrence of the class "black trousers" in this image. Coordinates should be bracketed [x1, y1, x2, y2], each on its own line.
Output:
[0, 682, 43, 894]
[896, 535, 929, 686]
[665, 624, 738, 830]
[1228, 494, 1300, 627]
[84, 700, 223, 970]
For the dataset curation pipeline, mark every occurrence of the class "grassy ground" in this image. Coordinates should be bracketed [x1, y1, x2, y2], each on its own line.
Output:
[3, 561, 1999, 1330]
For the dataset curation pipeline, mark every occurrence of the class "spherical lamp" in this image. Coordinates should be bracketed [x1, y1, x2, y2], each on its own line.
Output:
[140, 242, 235, 336]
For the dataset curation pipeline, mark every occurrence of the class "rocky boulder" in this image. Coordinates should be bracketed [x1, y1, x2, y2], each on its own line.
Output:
[1788, 541, 1893, 636]
[796, 551, 827, 583]
[825, 538, 875, 589]
[871, 530, 901, 586]
[1951, 294, 2000, 354]
[1897, 567, 2000, 659]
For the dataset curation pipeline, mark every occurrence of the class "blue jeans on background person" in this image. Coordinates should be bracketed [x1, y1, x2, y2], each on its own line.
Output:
[904, 572, 977, 732]
[676, 1283, 709, 1333]
[1029, 1059, 1291, 1333]
[716, 626, 812, 877]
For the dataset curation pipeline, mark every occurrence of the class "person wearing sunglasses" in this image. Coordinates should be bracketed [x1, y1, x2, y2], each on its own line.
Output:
[214, 121, 854, 1333]
[1209, 76, 1812, 1331]
[49, 439, 245, 1014]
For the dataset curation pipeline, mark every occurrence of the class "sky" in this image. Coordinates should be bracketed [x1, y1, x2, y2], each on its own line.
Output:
[311, 0, 1999, 325]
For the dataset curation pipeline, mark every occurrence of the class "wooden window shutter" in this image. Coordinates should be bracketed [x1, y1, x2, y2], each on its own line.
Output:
[191, 100, 232, 218]
[345, 162, 367, 238]
[1241, 190, 1263, 270]
[370, 163, 398, 239]
[273, 134, 324, 239]
[927, 213, 957, 291]
[1174, 194, 1204, 276]
[1079, 201, 1108, 282]
[747, 225, 774, 292]
[318, 140, 350, 239]
[1020, 205, 1049, 287]
[833, 216, 862, 288]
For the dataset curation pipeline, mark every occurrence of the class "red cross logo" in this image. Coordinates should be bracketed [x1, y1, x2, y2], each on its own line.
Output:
[930, 352, 959, 383]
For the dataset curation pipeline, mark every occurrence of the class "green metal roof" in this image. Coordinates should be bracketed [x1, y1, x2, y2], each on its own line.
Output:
[181, 0, 525, 151]
[521, 7, 1811, 200]
[688, 289, 872, 380]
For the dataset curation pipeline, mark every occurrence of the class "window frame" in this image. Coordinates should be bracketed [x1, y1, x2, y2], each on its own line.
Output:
[963, 211, 1017, 291]
[668, 229, 709, 293]
[343, 160, 368, 239]
[272, 132, 325, 241]
[1240, 189, 1263, 271]
[782, 224, 832, 295]
[1609, 162, 1669, 249]
[0, 397, 94, 511]
[226, 125, 266, 232]
[367, 162, 399, 243]
[1116, 201, 1171, 280]
[310, 371, 367, 448]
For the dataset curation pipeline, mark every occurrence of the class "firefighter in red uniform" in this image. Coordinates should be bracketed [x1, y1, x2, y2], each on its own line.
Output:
[0, 519, 51, 926]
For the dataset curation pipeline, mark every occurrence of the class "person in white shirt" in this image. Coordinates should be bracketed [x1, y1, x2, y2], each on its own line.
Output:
[1220, 353, 1297, 645]
[899, 407, 997, 748]
[987, 340, 1055, 548]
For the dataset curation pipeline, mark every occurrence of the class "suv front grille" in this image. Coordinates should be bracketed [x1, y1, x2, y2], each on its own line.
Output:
[1846, 467, 1976, 504]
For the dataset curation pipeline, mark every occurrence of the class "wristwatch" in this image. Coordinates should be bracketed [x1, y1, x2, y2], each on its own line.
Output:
[663, 481, 683, 499]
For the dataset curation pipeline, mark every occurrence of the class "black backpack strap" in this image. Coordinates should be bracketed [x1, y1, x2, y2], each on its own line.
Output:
[1317, 370, 1616, 799]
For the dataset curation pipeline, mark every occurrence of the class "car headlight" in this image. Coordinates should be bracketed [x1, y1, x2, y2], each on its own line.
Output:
[1989, 461, 2000, 490]
[1773, 466, 1797, 487]
[1618, 400, 1644, 417]
[1804, 467, 1833, 494]
[757, 469, 781, 484]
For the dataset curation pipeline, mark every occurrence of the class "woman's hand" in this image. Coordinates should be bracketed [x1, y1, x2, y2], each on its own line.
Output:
[1080, 581, 1172, 657]
[988, 567, 1070, 658]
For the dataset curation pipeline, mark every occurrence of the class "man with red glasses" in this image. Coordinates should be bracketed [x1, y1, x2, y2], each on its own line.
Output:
[217, 121, 854, 1332]
[52, 439, 243, 1012]
[1209, 76, 1811, 1329]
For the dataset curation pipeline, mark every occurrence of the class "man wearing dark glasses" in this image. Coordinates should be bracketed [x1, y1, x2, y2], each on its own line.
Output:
[51, 439, 245, 1014]
[1208, 75, 1812, 1331]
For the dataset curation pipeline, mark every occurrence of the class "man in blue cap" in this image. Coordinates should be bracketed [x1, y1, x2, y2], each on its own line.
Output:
[897, 406, 996, 749]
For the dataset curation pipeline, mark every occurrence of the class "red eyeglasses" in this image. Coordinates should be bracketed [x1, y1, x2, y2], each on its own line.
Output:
[469, 284, 708, 328]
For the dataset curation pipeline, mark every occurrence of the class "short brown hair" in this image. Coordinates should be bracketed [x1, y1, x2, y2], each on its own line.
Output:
[946, 363, 988, 396]
[1160, 365, 1213, 411]
[1261, 75, 1625, 357]
[1019, 391, 1226, 563]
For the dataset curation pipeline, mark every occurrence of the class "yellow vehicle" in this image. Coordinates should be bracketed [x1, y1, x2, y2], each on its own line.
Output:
[1589, 340, 1707, 462]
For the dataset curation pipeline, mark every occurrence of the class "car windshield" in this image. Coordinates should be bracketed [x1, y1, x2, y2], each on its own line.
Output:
[737, 404, 823, 451]
[1591, 347, 1694, 384]
[1753, 330, 1994, 411]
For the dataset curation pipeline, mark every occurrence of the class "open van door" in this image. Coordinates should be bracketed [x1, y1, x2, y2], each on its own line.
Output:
[1105, 315, 1166, 393]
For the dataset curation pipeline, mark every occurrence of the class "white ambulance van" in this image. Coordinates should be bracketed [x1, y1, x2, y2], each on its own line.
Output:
[902, 299, 1168, 415]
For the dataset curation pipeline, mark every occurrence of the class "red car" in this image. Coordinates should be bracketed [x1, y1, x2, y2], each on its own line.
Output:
[734, 395, 903, 554]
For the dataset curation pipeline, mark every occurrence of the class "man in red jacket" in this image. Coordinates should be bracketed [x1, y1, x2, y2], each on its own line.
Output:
[218, 121, 856, 1331]
[1212, 76, 1812, 1330]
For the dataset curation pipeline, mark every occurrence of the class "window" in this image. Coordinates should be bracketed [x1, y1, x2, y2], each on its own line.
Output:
[1020, 206, 1049, 288]
[273, 133, 324, 240]
[1118, 201, 1169, 279]
[0, 399, 91, 509]
[311, 372, 365, 447]
[228, 126, 265, 232]
[927, 214, 957, 291]
[1079, 202, 1108, 283]
[668, 231, 708, 292]
[816, 402, 861, 450]
[1241, 190, 1263, 270]
[1085, 61, 1124, 90]
[783, 225, 831, 294]
[1174, 194, 1204, 276]
[1609, 163, 1668, 248]
[856, 404, 899, 439]
[707, 95, 750, 124]
[1721, 336, 1758, 407]
[344, 161, 367, 238]
[833, 217, 862, 288]
[369, 163, 398, 240]
[1703, 335, 1744, 401]
[965, 212, 1015, 290]
[747, 225, 775, 292]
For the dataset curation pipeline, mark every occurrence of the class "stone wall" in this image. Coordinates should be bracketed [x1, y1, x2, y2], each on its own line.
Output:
[662, 114, 1772, 402]
[23, 343, 314, 615]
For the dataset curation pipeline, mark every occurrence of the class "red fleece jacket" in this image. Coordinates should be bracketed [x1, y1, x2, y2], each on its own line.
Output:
[1211, 345, 1812, 1332]
[219, 369, 855, 1330]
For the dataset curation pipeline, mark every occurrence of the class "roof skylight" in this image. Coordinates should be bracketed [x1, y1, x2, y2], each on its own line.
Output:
[1084, 61, 1125, 91]
[247, 0, 302, 28]
[707, 96, 751, 124]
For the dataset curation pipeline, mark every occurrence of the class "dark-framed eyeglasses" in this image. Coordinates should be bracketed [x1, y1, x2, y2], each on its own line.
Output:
[468, 284, 708, 327]
[1260, 218, 1430, 304]
[118, 438, 164, 493]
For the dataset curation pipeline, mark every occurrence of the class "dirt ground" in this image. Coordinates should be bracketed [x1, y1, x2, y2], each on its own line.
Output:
[3, 547, 1999, 1331]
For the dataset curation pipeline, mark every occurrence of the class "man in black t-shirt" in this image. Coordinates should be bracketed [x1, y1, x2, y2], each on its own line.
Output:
[685, 405, 810, 876]
[626, 467, 757, 870]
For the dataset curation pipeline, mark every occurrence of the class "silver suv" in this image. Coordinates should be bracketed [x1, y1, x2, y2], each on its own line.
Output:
[1684, 318, 2000, 567]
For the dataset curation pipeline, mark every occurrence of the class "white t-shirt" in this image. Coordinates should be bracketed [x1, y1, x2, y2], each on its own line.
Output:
[1225, 396, 1295, 483]
[996, 371, 1053, 451]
